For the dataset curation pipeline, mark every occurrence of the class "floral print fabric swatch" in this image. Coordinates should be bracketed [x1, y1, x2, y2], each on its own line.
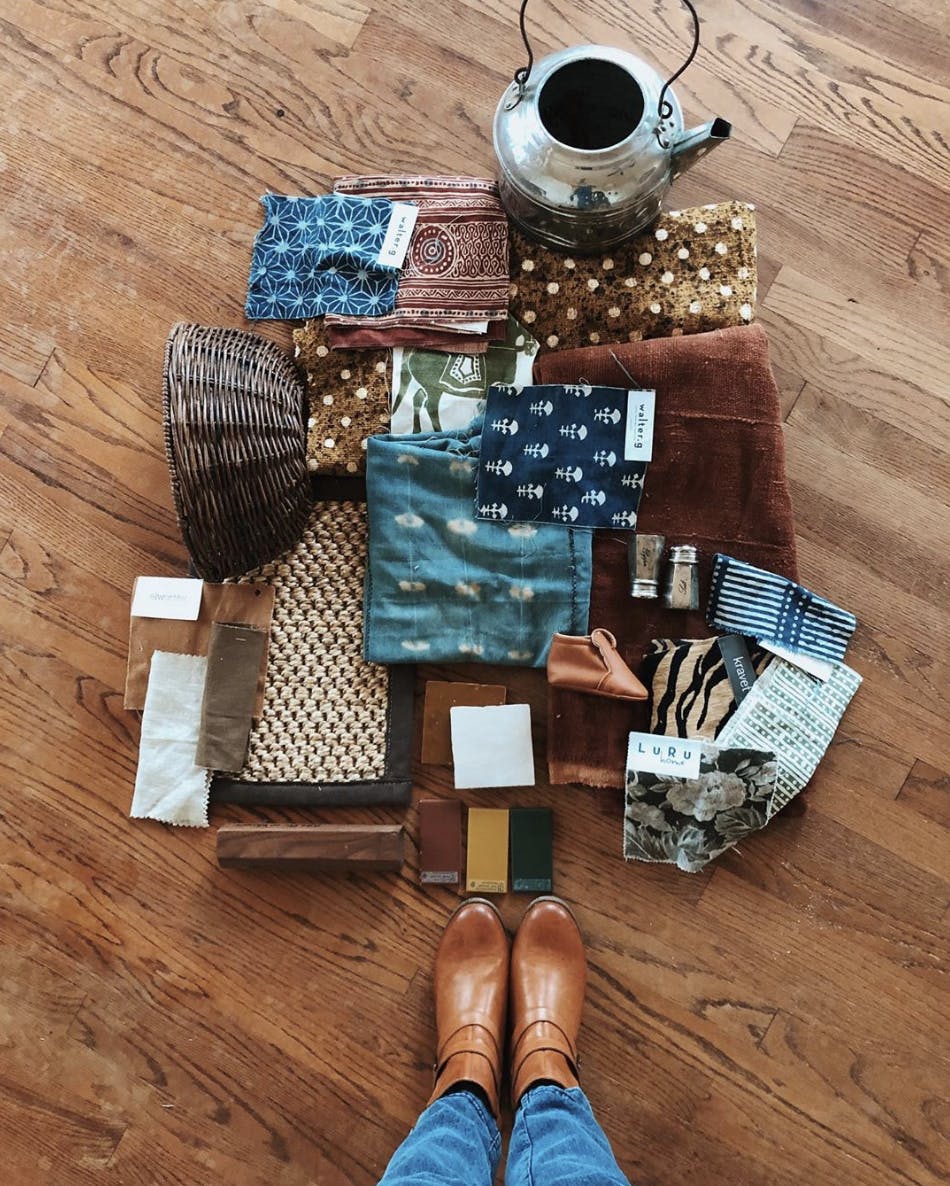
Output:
[246, 193, 400, 320]
[476, 383, 647, 529]
[509, 201, 757, 352]
[390, 316, 538, 435]
[363, 419, 592, 667]
[716, 656, 862, 816]
[624, 741, 778, 873]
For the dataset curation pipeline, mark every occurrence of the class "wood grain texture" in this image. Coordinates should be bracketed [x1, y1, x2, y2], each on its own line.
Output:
[217, 825, 405, 871]
[0, 1, 948, 1184]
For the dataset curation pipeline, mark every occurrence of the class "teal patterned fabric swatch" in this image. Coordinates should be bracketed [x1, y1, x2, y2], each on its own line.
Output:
[716, 656, 862, 816]
[246, 193, 400, 320]
[363, 419, 592, 666]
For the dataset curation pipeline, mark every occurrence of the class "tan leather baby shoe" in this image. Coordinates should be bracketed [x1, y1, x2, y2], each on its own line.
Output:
[547, 628, 649, 701]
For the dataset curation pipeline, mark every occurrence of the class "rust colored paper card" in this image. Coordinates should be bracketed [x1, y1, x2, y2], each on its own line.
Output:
[421, 681, 507, 765]
[465, 808, 509, 894]
[125, 581, 275, 715]
[418, 799, 463, 886]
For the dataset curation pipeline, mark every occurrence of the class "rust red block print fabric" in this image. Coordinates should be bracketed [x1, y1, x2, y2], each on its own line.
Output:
[326, 176, 509, 334]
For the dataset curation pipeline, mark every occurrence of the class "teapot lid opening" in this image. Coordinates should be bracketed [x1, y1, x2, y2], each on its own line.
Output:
[538, 58, 644, 151]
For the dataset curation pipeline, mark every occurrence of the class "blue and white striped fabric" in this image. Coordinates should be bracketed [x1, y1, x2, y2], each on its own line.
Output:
[706, 554, 856, 663]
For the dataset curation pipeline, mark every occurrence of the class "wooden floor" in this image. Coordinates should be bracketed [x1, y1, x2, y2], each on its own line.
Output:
[1, 1, 948, 1183]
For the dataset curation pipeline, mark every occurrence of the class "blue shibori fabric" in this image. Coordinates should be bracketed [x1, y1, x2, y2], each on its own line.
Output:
[246, 193, 401, 320]
[475, 383, 648, 529]
[707, 553, 857, 662]
[364, 418, 592, 666]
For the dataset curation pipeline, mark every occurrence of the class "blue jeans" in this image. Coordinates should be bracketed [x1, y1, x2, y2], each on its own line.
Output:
[377, 1086, 632, 1186]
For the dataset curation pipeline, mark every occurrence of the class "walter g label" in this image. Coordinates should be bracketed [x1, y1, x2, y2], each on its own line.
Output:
[627, 731, 701, 780]
[624, 389, 656, 462]
[131, 576, 203, 621]
[377, 202, 419, 268]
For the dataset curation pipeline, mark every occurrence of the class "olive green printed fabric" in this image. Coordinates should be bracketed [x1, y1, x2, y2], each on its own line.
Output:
[716, 657, 862, 817]
[390, 315, 538, 436]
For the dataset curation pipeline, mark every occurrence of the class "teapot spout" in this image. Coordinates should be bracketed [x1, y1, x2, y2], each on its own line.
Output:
[670, 117, 732, 178]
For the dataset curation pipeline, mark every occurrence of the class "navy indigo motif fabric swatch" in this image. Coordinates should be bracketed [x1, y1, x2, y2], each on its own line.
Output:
[476, 383, 647, 529]
[246, 193, 401, 320]
[707, 553, 857, 663]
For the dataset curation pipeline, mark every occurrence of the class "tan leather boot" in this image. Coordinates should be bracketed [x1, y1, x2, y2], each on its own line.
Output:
[510, 897, 586, 1106]
[428, 899, 509, 1120]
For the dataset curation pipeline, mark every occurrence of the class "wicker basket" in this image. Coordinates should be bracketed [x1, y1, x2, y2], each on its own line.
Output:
[162, 323, 311, 581]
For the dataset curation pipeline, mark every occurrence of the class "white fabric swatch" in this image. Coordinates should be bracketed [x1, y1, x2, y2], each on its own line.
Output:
[131, 650, 211, 827]
[450, 703, 536, 789]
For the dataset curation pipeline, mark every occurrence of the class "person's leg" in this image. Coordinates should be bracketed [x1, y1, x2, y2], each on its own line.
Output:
[506, 1084, 632, 1186]
[377, 898, 509, 1186]
[377, 1088, 501, 1186]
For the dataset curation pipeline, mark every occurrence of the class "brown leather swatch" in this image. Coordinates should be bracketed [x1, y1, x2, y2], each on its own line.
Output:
[418, 798, 462, 886]
[196, 623, 269, 772]
[421, 681, 507, 765]
[125, 581, 275, 715]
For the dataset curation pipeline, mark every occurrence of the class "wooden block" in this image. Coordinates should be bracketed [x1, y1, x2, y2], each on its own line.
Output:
[216, 825, 404, 872]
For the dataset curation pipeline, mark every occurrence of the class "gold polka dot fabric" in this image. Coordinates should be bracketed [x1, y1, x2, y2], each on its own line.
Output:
[509, 201, 757, 352]
[292, 319, 391, 474]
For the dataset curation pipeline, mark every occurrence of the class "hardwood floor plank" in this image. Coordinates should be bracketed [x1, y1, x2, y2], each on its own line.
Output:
[898, 761, 950, 830]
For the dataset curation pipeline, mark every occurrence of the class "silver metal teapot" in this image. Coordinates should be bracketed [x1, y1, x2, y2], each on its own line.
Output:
[493, 1, 731, 252]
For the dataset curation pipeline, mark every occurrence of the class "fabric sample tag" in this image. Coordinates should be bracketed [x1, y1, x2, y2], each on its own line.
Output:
[131, 576, 203, 621]
[418, 799, 462, 885]
[476, 382, 648, 529]
[510, 807, 553, 893]
[246, 193, 400, 320]
[451, 704, 535, 789]
[377, 202, 419, 268]
[125, 582, 275, 715]
[624, 742, 778, 872]
[759, 640, 834, 682]
[624, 390, 656, 462]
[466, 808, 509, 894]
[195, 623, 268, 772]
[627, 731, 702, 780]
[421, 681, 507, 765]
[717, 657, 862, 816]
[131, 651, 211, 828]
[707, 553, 857, 663]
[716, 635, 758, 705]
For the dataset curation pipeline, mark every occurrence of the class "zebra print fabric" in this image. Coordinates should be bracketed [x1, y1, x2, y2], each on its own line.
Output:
[642, 636, 772, 741]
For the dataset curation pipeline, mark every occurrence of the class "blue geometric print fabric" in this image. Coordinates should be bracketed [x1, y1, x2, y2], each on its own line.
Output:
[707, 553, 857, 663]
[363, 418, 592, 667]
[246, 193, 401, 320]
[475, 383, 647, 529]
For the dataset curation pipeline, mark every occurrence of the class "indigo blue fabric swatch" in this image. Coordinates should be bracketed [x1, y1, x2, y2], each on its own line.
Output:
[364, 418, 592, 667]
[707, 553, 857, 663]
[246, 193, 401, 320]
[475, 383, 647, 529]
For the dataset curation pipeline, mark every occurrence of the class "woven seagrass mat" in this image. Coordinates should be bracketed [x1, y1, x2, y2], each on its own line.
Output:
[212, 477, 412, 806]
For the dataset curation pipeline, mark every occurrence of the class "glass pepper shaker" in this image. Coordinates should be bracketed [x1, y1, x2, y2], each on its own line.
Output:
[628, 533, 665, 598]
[663, 544, 699, 609]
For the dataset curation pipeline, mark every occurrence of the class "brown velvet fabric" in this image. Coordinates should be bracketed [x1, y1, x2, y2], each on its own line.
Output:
[535, 324, 798, 787]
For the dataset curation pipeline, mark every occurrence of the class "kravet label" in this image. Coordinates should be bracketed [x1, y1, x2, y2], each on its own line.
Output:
[131, 576, 203, 621]
[761, 640, 834, 682]
[717, 634, 758, 704]
[624, 389, 656, 462]
[377, 202, 419, 268]
[627, 731, 701, 780]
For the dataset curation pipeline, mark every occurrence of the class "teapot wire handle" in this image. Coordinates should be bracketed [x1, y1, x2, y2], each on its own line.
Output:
[509, 0, 701, 127]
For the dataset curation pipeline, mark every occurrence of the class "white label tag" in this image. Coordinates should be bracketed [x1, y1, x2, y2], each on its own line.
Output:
[760, 641, 834, 682]
[624, 390, 656, 462]
[131, 576, 203, 621]
[377, 202, 419, 268]
[627, 731, 701, 780]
